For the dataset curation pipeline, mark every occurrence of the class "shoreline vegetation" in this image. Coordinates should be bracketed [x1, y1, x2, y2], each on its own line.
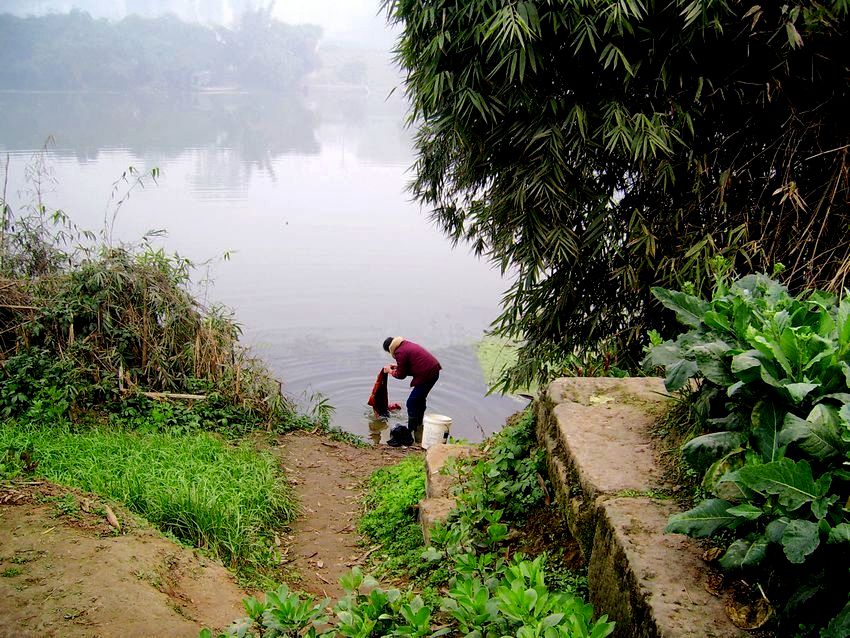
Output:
[0, 155, 354, 585]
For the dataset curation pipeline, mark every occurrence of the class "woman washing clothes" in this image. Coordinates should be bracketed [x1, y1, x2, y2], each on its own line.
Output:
[382, 336, 441, 447]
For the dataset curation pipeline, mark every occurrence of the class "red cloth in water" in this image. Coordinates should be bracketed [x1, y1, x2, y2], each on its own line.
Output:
[367, 369, 401, 418]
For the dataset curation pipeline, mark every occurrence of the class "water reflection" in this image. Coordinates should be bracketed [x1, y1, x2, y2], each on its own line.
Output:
[0, 91, 319, 164]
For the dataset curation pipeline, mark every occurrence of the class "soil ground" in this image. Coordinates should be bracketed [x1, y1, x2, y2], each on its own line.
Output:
[0, 431, 416, 637]
[273, 431, 417, 600]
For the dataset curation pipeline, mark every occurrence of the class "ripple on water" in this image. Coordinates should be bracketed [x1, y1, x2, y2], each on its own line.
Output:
[261, 341, 526, 443]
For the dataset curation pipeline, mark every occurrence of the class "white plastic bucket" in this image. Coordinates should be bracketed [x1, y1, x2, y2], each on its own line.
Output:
[421, 413, 452, 449]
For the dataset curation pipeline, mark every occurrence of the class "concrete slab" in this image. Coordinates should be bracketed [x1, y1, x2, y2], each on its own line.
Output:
[590, 497, 746, 638]
[425, 444, 481, 499]
[538, 377, 745, 637]
[419, 497, 456, 546]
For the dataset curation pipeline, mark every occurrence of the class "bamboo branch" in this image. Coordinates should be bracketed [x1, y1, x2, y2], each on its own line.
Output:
[141, 391, 207, 401]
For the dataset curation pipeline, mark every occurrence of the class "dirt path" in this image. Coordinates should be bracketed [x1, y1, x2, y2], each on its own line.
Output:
[0, 432, 416, 636]
[275, 432, 420, 600]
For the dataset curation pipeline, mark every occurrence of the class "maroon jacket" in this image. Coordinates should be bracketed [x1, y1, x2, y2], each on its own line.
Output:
[391, 340, 441, 387]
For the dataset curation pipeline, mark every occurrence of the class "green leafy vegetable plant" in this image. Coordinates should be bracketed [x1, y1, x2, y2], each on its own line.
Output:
[645, 271, 850, 635]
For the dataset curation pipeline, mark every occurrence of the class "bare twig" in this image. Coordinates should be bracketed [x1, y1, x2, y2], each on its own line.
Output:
[104, 505, 121, 531]
[536, 472, 551, 506]
[804, 143, 850, 162]
[1, 153, 9, 271]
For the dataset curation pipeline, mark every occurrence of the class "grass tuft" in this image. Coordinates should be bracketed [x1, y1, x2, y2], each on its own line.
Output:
[358, 454, 425, 574]
[0, 422, 297, 569]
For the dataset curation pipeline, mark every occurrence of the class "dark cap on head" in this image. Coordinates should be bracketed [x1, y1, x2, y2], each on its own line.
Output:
[382, 337, 393, 352]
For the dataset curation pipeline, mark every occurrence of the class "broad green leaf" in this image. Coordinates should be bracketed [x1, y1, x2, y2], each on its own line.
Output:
[732, 297, 756, 339]
[693, 341, 735, 386]
[709, 412, 745, 431]
[541, 613, 564, 628]
[839, 298, 850, 350]
[773, 309, 792, 334]
[681, 431, 743, 473]
[713, 470, 754, 503]
[726, 380, 746, 398]
[421, 547, 441, 561]
[644, 340, 681, 367]
[757, 360, 783, 388]
[702, 451, 748, 500]
[730, 349, 783, 388]
[780, 382, 818, 405]
[737, 458, 829, 511]
[780, 404, 845, 460]
[811, 494, 839, 520]
[719, 537, 768, 570]
[807, 289, 837, 311]
[779, 326, 801, 370]
[730, 350, 762, 382]
[828, 523, 850, 544]
[748, 330, 792, 377]
[726, 503, 763, 520]
[731, 273, 772, 295]
[801, 334, 836, 375]
[651, 287, 709, 328]
[751, 400, 785, 462]
[666, 499, 736, 537]
[702, 310, 731, 333]
[765, 517, 790, 543]
[823, 393, 850, 403]
[781, 519, 820, 564]
[839, 402, 850, 432]
[821, 600, 850, 638]
[664, 358, 698, 391]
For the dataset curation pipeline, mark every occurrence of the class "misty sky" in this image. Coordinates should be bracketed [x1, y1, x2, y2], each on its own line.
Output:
[274, 0, 391, 41]
[4, 0, 396, 46]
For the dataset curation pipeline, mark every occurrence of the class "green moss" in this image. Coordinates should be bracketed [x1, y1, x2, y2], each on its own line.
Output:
[475, 336, 538, 395]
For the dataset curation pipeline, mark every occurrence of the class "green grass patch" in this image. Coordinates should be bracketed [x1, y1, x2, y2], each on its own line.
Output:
[0, 422, 297, 571]
[475, 336, 537, 395]
[358, 454, 426, 575]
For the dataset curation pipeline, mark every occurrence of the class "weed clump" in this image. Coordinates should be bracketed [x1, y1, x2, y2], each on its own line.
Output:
[358, 455, 426, 574]
[1, 246, 295, 430]
[0, 157, 315, 582]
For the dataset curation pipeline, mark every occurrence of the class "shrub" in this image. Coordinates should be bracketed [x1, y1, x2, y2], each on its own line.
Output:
[645, 271, 850, 635]
[203, 559, 613, 638]
[357, 455, 426, 574]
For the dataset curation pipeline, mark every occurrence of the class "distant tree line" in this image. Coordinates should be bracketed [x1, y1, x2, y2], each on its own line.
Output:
[0, 8, 320, 91]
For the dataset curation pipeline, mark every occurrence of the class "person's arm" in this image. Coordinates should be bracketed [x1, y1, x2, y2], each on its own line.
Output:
[390, 350, 409, 379]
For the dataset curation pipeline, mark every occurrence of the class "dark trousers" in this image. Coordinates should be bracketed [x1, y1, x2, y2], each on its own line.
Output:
[406, 374, 439, 422]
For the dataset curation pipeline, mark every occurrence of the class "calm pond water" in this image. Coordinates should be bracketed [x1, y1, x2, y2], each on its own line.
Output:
[0, 87, 526, 442]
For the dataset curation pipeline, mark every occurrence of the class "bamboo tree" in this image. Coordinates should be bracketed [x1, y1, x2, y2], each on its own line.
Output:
[385, 0, 850, 390]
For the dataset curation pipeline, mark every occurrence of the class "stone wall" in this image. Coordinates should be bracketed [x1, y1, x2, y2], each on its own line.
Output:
[537, 377, 746, 638]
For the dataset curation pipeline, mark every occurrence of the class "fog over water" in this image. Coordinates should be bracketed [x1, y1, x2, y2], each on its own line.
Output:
[0, 2, 525, 441]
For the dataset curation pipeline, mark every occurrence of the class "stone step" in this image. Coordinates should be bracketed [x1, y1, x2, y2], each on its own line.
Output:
[538, 377, 746, 638]
[419, 444, 482, 544]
